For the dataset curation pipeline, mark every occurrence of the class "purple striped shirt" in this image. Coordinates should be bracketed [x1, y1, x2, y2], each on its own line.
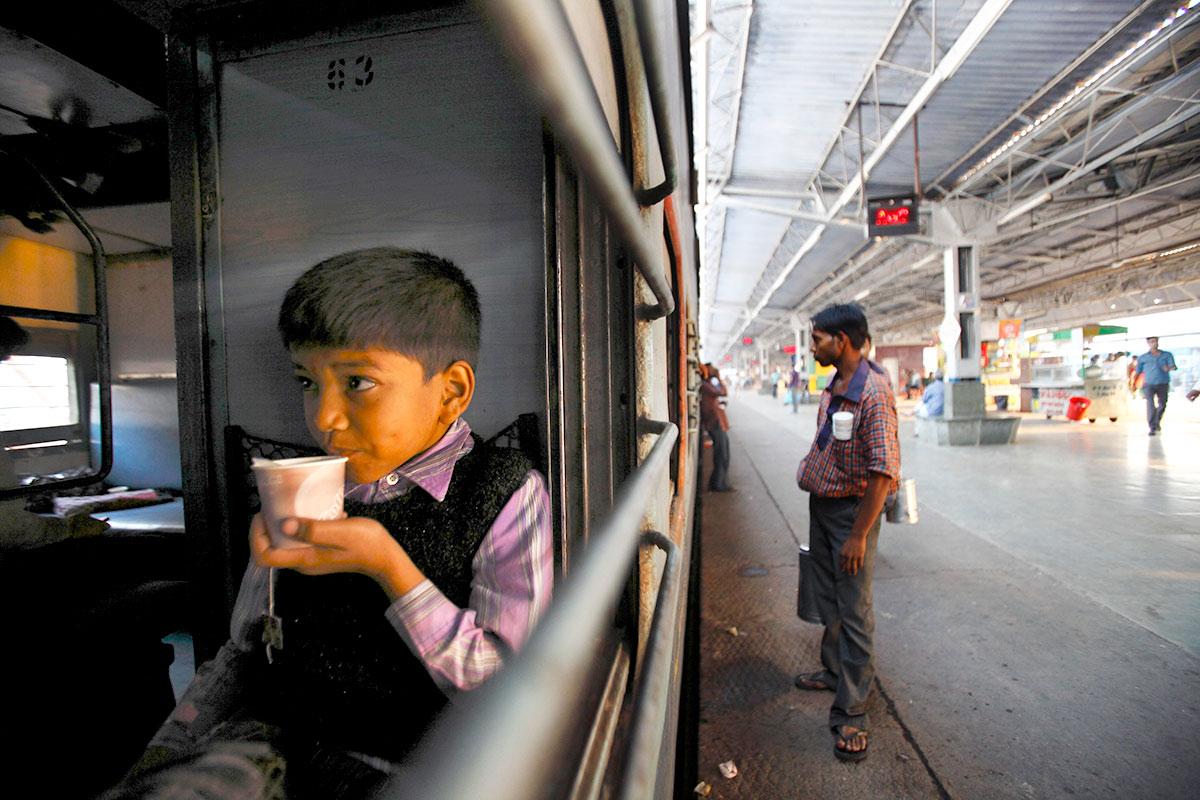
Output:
[229, 417, 553, 693]
[146, 419, 550, 755]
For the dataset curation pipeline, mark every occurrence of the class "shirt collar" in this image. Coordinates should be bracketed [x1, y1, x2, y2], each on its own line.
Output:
[346, 418, 474, 504]
[828, 358, 881, 404]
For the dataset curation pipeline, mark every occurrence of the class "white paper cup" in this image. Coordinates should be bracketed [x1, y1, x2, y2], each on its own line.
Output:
[832, 411, 854, 441]
[251, 455, 348, 549]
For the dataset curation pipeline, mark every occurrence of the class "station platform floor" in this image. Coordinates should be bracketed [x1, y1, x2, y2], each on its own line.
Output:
[695, 389, 1200, 799]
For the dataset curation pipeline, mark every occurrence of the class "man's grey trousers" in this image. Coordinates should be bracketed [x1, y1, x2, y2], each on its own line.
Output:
[808, 494, 882, 731]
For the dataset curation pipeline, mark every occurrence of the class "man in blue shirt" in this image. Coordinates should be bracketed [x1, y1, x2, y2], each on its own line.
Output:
[915, 371, 945, 419]
[1132, 336, 1176, 435]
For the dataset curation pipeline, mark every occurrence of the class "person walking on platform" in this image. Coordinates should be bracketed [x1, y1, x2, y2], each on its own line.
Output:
[792, 304, 899, 764]
[788, 361, 805, 413]
[700, 363, 734, 492]
[1132, 336, 1176, 435]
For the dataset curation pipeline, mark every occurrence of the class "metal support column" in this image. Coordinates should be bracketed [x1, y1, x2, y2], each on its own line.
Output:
[941, 243, 986, 418]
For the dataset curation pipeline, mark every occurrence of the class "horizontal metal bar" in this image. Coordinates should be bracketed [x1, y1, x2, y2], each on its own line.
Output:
[0, 305, 100, 326]
[107, 247, 173, 265]
[616, 530, 682, 800]
[475, 0, 675, 318]
[379, 420, 680, 800]
[718, 196, 860, 227]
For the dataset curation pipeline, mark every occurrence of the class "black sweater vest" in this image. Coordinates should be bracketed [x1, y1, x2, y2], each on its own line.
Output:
[258, 436, 532, 761]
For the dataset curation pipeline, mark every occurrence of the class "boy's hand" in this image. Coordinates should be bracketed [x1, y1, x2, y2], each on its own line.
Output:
[250, 513, 425, 600]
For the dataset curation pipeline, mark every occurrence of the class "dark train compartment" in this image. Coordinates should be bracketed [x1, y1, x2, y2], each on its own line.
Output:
[0, 1, 702, 798]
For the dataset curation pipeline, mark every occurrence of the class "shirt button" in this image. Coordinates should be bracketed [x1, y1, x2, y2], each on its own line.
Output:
[385, 473, 399, 486]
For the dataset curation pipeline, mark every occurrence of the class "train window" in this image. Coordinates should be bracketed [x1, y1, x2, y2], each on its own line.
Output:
[0, 355, 77, 430]
[0, 151, 113, 497]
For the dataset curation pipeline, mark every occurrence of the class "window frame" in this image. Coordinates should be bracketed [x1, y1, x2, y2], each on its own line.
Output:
[0, 157, 112, 499]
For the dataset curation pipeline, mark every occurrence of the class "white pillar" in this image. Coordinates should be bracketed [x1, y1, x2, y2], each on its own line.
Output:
[942, 244, 981, 381]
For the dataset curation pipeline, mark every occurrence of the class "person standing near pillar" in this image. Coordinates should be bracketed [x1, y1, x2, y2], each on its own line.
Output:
[792, 304, 899, 763]
[699, 363, 733, 492]
[1132, 336, 1176, 435]
[788, 360, 803, 414]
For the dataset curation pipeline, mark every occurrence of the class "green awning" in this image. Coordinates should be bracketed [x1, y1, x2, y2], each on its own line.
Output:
[1083, 324, 1129, 337]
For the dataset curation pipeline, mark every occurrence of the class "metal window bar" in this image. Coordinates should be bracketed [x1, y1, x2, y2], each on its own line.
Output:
[474, 0, 676, 318]
[628, 0, 678, 205]
[0, 150, 112, 499]
[379, 419, 680, 799]
[615, 529, 682, 800]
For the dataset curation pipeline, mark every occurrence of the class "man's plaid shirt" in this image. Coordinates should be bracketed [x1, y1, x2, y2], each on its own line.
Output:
[797, 358, 900, 498]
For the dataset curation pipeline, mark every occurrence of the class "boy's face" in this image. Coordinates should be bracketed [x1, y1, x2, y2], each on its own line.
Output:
[291, 346, 469, 484]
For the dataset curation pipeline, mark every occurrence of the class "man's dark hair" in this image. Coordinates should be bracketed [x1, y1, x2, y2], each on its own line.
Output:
[279, 247, 481, 378]
[811, 303, 870, 349]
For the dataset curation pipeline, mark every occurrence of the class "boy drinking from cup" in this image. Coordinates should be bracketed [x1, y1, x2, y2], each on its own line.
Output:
[115, 248, 553, 798]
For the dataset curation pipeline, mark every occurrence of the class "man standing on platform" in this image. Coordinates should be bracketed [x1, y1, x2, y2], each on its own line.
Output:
[792, 304, 899, 764]
[700, 363, 734, 492]
[1132, 336, 1176, 435]
[788, 361, 805, 413]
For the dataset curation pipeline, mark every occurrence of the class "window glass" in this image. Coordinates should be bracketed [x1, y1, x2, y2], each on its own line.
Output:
[0, 355, 77, 431]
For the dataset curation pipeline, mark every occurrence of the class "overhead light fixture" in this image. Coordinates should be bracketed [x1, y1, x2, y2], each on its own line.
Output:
[1154, 298, 1163, 304]
[853, 289, 871, 301]
[1110, 303, 1117, 309]
[959, 0, 1200, 186]
[1157, 241, 1200, 258]
[5, 439, 69, 451]
[997, 191, 1052, 225]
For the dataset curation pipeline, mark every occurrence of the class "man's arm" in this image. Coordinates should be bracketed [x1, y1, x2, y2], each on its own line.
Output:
[841, 472, 890, 576]
[841, 390, 900, 575]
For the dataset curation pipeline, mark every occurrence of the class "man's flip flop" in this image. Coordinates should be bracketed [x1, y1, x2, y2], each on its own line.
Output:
[833, 727, 868, 763]
[793, 670, 835, 691]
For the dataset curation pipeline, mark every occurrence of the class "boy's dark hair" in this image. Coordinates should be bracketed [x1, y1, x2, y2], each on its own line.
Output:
[279, 247, 481, 378]
[811, 303, 870, 349]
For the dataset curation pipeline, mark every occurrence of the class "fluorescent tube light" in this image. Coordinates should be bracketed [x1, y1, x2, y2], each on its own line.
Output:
[997, 191, 1051, 225]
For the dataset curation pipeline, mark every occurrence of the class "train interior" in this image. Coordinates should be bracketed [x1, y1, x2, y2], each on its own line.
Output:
[1, 2, 694, 798]
[0, 11, 185, 795]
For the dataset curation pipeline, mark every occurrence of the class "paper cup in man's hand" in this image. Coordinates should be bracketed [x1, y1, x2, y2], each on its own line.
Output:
[251, 455, 348, 549]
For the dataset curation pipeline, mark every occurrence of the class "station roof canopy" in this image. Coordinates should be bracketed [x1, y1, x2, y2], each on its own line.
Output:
[694, 0, 1200, 357]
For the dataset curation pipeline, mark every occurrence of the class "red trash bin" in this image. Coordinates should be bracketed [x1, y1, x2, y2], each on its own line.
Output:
[1066, 396, 1091, 421]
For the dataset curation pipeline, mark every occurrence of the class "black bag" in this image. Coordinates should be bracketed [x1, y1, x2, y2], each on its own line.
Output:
[796, 547, 822, 624]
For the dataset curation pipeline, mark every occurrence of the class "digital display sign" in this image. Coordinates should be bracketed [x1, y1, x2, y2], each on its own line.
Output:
[867, 195, 920, 237]
[874, 206, 910, 227]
